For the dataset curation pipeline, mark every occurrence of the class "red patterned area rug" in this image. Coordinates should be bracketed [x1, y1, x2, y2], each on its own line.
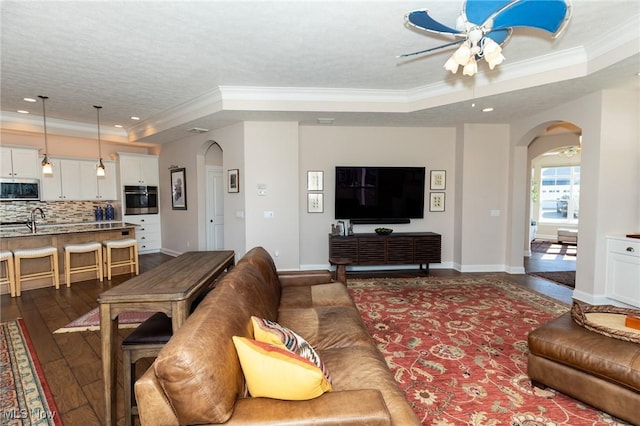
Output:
[53, 308, 153, 334]
[348, 276, 629, 425]
[1, 319, 62, 425]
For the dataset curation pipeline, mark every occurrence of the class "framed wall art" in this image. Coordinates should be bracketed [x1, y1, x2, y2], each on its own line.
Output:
[307, 171, 324, 191]
[171, 168, 187, 210]
[429, 192, 445, 212]
[307, 193, 324, 213]
[228, 169, 239, 193]
[430, 170, 446, 190]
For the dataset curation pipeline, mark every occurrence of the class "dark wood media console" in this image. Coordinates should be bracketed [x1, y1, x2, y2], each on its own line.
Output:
[329, 232, 441, 272]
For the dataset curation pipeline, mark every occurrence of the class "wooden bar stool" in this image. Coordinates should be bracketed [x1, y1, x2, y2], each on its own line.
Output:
[122, 286, 214, 425]
[102, 239, 139, 280]
[0, 250, 17, 297]
[13, 246, 60, 296]
[122, 312, 173, 426]
[64, 242, 103, 286]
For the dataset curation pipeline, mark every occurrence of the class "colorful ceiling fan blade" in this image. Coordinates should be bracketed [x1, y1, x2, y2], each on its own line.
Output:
[465, 0, 571, 34]
[406, 9, 462, 36]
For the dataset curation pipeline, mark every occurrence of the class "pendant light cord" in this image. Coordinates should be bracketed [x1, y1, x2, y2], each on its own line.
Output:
[38, 95, 49, 155]
[94, 105, 103, 160]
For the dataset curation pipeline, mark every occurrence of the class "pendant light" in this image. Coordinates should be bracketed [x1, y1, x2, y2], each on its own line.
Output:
[94, 105, 105, 177]
[39, 95, 53, 176]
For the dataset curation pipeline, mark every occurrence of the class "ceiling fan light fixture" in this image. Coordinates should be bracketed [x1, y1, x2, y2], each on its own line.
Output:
[404, 0, 572, 76]
[483, 39, 505, 69]
[453, 43, 471, 65]
[462, 57, 478, 76]
[444, 56, 459, 73]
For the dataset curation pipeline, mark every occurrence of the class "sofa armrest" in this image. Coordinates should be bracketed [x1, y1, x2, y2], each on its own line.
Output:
[225, 390, 391, 426]
[278, 270, 333, 287]
[135, 365, 179, 426]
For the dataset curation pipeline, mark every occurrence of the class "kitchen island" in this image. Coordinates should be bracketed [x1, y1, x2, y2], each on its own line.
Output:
[1, 222, 137, 294]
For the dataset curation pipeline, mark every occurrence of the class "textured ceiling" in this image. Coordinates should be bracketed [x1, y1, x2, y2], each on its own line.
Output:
[1, 1, 639, 144]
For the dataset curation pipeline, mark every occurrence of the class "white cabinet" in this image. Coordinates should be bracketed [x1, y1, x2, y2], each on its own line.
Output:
[124, 214, 161, 253]
[606, 236, 640, 308]
[41, 158, 82, 200]
[1, 147, 39, 178]
[79, 160, 117, 200]
[119, 154, 159, 186]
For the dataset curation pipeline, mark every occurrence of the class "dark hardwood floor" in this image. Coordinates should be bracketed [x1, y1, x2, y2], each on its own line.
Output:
[1, 249, 574, 425]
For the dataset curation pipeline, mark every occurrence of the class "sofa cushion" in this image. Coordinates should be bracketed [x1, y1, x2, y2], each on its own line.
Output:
[279, 282, 356, 309]
[319, 345, 421, 426]
[278, 306, 373, 350]
[251, 316, 331, 383]
[232, 336, 332, 400]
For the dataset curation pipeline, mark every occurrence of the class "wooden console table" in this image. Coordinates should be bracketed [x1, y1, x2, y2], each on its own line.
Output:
[98, 250, 235, 426]
[329, 232, 441, 272]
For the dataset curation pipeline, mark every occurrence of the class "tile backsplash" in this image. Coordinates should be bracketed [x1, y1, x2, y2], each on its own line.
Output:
[0, 200, 121, 224]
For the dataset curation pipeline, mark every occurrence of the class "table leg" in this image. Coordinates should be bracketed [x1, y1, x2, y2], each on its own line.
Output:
[171, 301, 189, 332]
[100, 304, 118, 426]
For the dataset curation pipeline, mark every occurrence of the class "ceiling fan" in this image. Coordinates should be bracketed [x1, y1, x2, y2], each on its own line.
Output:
[403, 0, 572, 76]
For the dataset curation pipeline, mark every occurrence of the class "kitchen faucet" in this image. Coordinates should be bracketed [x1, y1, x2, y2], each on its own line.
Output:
[26, 207, 46, 234]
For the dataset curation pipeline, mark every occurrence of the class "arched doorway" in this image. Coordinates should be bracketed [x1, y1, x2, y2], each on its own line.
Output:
[525, 121, 581, 279]
[204, 142, 224, 250]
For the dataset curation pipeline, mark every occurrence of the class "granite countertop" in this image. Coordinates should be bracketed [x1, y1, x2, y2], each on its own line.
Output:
[0, 221, 137, 238]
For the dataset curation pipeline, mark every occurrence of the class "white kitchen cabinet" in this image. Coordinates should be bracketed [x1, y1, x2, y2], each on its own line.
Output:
[79, 160, 117, 201]
[606, 236, 640, 308]
[118, 154, 159, 186]
[41, 158, 82, 200]
[1, 146, 39, 178]
[124, 214, 161, 253]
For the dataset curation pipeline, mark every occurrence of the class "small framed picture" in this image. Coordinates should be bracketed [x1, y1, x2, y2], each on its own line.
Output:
[429, 192, 445, 212]
[307, 171, 324, 191]
[171, 168, 187, 210]
[228, 169, 239, 193]
[430, 170, 446, 190]
[307, 193, 324, 213]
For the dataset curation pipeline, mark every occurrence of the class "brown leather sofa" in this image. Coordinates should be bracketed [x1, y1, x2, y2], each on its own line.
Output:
[528, 312, 640, 424]
[135, 246, 420, 425]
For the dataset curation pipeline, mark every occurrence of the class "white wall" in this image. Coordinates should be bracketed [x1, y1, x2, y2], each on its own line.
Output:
[298, 125, 456, 269]
[243, 121, 300, 269]
[458, 124, 511, 271]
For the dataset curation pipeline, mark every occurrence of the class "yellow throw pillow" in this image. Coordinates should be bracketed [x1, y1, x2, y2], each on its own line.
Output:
[232, 336, 332, 400]
[250, 316, 332, 383]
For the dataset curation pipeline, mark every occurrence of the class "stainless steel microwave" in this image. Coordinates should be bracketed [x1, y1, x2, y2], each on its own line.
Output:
[0, 178, 40, 200]
[124, 185, 158, 215]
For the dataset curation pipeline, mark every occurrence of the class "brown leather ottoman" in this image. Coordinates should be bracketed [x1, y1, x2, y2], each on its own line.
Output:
[528, 312, 640, 424]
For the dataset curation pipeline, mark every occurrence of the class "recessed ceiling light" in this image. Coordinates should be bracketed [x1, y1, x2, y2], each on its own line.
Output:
[23, 98, 36, 102]
[130, 116, 140, 120]
[114, 124, 123, 128]
[482, 107, 494, 112]
[17, 110, 29, 114]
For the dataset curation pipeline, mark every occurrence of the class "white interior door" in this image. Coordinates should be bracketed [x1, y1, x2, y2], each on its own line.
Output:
[206, 166, 224, 250]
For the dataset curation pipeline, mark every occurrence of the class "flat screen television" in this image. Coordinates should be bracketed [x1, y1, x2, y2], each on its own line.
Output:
[335, 166, 426, 224]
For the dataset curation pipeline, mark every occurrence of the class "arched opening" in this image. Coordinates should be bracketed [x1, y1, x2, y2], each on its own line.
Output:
[203, 141, 224, 250]
[525, 121, 581, 283]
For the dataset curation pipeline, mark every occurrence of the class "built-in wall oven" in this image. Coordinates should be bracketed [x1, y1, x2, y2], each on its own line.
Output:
[124, 185, 158, 215]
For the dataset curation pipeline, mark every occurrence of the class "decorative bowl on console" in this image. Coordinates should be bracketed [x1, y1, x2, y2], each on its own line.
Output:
[375, 227, 393, 235]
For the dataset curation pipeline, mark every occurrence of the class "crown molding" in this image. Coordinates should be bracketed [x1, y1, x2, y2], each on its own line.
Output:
[0, 110, 129, 142]
[126, 87, 224, 141]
